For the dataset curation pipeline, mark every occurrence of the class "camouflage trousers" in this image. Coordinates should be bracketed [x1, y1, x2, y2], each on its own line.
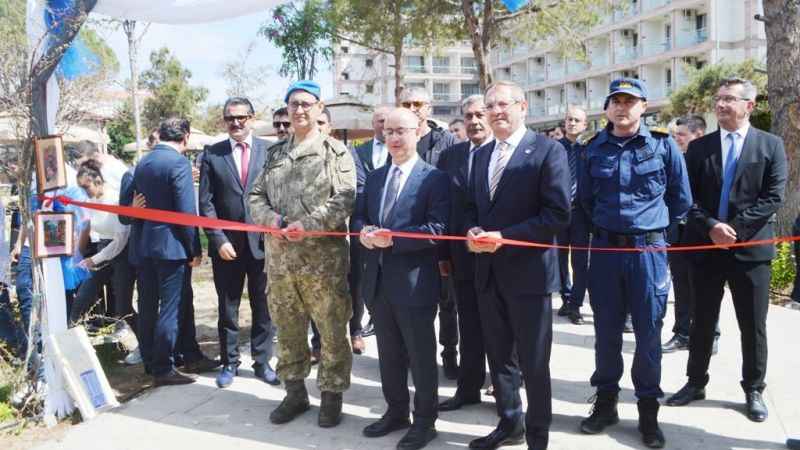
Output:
[269, 272, 353, 393]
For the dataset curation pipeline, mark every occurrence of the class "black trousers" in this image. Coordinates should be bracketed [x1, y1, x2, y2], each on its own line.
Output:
[211, 247, 272, 367]
[175, 266, 204, 363]
[453, 278, 485, 398]
[438, 276, 458, 359]
[372, 284, 438, 426]
[70, 243, 137, 330]
[687, 253, 770, 393]
[478, 273, 552, 449]
[669, 252, 720, 339]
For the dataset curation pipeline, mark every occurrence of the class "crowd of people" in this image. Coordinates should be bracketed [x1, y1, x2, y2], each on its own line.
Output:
[1, 73, 799, 450]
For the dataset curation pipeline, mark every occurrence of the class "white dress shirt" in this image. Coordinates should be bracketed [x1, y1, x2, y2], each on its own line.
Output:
[487, 125, 527, 188]
[88, 188, 131, 265]
[720, 123, 750, 168]
[229, 134, 254, 177]
[379, 154, 418, 220]
[372, 139, 388, 169]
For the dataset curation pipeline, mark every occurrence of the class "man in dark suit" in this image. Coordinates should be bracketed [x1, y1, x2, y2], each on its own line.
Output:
[437, 94, 493, 412]
[355, 108, 449, 450]
[130, 117, 202, 386]
[465, 81, 571, 450]
[352, 106, 391, 340]
[667, 77, 788, 423]
[199, 97, 277, 388]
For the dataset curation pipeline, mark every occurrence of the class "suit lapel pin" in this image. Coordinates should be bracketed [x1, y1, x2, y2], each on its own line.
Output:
[524, 148, 532, 154]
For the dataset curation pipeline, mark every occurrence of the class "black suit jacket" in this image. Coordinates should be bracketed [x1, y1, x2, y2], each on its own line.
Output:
[199, 137, 269, 260]
[436, 141, 476, 281]
[684, 127, 787, 262]
[353, 159, 450, 308]
[465, 130, 571, 296]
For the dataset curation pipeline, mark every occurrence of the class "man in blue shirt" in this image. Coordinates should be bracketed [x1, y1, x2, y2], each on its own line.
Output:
[579, 78, 692, 449]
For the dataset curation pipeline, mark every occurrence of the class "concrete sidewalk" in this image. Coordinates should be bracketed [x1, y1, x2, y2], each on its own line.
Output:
[34, 293, 800, 450]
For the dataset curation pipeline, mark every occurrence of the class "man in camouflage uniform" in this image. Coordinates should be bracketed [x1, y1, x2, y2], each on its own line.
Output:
[249, 80, 356, 428]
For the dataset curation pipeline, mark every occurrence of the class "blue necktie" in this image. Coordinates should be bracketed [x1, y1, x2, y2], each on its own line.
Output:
[381, 166, 401, 226]
[718, 133, 739, 221]
[567, 143, 577, 202]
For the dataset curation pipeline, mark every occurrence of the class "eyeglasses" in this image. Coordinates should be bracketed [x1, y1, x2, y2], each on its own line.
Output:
[273, 121, 291, 129]
[484, 100, 520, 112]
[401, 101, 428, 109]
[224, 115, 251, 123]
[384, 127, 418, 138]
[713, 95, 751, 104]
[288, 100, 318, 111]
[464, 111, 487, 121]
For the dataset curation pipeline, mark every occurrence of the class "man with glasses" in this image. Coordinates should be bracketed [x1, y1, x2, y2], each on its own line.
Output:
[199, 97, 277, 389]
[250, 80, 356, 428]
[399, 86, 459, 380]
[555, 106, 590, 326]
[579, 78, 691, 448]
[355, 107, 449, 450]
[465, 81, 571, 450]
[272, 106, 292, 141]
[667, 78, 787, 424]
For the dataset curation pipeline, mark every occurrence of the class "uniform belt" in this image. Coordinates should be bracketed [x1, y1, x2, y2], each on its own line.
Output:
[595, 228, 665, 248]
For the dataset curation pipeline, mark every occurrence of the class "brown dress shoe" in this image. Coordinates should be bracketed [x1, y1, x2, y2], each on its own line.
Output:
[351, 336, 366, 355]
[153, 369, 197, 387]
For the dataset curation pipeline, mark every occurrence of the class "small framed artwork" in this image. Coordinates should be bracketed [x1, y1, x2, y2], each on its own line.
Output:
[34, 135, 67, 193]
[33, 211, 74, 258]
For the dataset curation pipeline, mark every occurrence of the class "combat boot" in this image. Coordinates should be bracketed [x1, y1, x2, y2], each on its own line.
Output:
[580, 390, 619, 434]
[318, 391, 343, 428]
[637, 397, 665, 448]
[269, 380, 310, 424]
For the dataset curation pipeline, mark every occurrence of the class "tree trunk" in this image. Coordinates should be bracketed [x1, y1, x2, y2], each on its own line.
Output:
[393, 42, 404, 105]
[763, 0, 800, 236]
[123, 20, 143, 161]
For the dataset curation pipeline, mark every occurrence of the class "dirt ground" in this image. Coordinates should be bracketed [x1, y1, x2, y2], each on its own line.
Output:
[1, 257, 235, 448]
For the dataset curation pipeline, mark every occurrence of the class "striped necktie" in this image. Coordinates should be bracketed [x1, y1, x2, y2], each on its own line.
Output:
[489, 141, 511, 200]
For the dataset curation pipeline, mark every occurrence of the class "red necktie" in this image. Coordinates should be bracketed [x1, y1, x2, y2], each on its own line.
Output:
[238, 142, 249, 185]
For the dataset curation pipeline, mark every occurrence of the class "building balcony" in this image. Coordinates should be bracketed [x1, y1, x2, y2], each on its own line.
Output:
[548, 65, 565, 80]
[529, 104, 546, 117]
[615, 46, 639, 64]
[460, 65, 478, 74]
[547, 104, 565, 116]
[589, 98, 606, 109]
[641, 41, 671, 57]
[567, 98, 589, 109]
[433, 65, 454, 74]
[406, 64, 426, 74]
[528, 72, 546, 84]
[567, 60, 589, 75]
[613, 6, 637, 22]
[511, 73, 528, 85]
[676, 27, 708, 48]
[642, 0, 671, 11]
[433, 92, 461, 102]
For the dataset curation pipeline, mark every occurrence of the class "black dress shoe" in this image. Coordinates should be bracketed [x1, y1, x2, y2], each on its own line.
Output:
[363, 415, 412, 438]
[469, 422, 525, 449]
[153, 369, 197, 387]
[183, 356, 221, 374]
[665, 383, 705, 406]
[557, 302, 570, 317]
[568, 305, 584, 325]
[397, 425, 437, 450]
[254, 363, 281, 386]
[438, 394, 481, 411]
[661, 334, 689, 353]
[745, 391, 768, 422]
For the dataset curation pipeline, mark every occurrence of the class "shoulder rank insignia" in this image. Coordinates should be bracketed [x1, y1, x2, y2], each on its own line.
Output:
[577, 130, 599, 146]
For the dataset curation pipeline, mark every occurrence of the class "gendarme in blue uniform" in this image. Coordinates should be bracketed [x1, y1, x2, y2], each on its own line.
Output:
[579, 79, 692, 404]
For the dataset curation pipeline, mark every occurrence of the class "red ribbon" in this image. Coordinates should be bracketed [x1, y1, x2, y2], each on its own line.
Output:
[43, 194, 799, 253]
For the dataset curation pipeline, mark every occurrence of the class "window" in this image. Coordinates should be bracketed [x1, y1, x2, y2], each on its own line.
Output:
[341, 72, 349, 80]
[461, 56, 477, 74]
[406, 81, 426, 91]
[341, 46, 349, 54]
[365, 58, 373, 68]
[432, 106, 456, 116]
[366, 83, 374, 94]
[405, 55, 425, 73]
[433, 56, 450, 73]
[433, 82, 451, 101]
[461, 82, 480, 98]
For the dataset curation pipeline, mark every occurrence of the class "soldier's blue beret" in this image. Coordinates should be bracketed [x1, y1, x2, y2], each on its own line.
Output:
[285, 80, 321, 103]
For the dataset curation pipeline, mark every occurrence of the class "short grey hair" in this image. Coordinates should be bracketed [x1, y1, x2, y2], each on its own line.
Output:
[461, 94, 485, 114]
[399, 86, 431, 103]
[719, 77, 757, 101]
[485, 80, 525, 101]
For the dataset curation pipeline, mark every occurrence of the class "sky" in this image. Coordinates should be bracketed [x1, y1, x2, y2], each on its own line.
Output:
[92, 10, 334, 110]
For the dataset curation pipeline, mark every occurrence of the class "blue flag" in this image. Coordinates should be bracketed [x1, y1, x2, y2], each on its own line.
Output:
[502, 0, 530, 12]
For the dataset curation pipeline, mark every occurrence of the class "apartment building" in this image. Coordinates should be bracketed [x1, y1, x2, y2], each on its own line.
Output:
[492, 0, 767, 129]
[331, 42, 480, 122]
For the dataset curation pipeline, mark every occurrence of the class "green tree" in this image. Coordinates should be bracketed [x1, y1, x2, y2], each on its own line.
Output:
[106, 100, 135, 159]
[259, 0, 331, 80]
[139, 47, 208, 129]
[328, 0, 463, 102]
[460, 0, 610, 90]
[662, 60, 770, 130]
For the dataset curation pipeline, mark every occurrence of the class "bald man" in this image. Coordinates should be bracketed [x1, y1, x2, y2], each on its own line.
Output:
[354, 108, 450, 450]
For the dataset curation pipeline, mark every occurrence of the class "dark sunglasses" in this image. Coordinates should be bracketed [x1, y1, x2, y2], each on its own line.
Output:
[273, 121, 291, 129]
